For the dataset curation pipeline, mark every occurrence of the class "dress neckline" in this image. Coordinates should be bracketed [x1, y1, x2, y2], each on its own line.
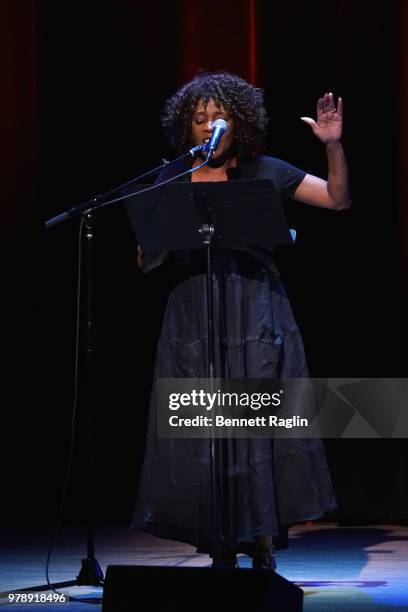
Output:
[188, 159, 242, 182]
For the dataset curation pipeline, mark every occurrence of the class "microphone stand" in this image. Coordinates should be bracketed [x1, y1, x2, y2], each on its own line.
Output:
[198, 217, 223, 568]
[35, 145, 215, 597]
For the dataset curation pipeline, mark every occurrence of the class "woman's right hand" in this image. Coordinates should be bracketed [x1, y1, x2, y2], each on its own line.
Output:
[137, 245, 143, 268]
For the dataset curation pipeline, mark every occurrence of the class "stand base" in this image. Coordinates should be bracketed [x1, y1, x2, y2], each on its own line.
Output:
[77, 557, 104, 586]
[1, 557, 105, 599]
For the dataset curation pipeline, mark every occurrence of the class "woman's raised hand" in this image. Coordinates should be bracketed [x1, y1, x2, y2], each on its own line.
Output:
[300, 92, 343, 144]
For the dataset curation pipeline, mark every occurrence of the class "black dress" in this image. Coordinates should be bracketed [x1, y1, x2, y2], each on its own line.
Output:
[131, 155, 337, 553]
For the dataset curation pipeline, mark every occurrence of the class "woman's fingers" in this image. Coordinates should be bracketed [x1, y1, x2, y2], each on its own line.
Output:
[319, 92, 342, 116]
[313, 93, 343, 122]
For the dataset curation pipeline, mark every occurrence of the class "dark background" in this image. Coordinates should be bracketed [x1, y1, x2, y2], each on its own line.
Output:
[3, 1, 408, 527]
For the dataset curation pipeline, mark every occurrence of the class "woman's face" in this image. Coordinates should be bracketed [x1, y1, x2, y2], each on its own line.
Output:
[191, 98, 235, 159]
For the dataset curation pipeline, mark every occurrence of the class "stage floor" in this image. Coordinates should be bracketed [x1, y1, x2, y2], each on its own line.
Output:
[1, 523, 407, 611]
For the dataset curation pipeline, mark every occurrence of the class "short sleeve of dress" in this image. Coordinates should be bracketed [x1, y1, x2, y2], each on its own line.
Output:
[261, 157, 307, 200]
[248, 155, 307, 200]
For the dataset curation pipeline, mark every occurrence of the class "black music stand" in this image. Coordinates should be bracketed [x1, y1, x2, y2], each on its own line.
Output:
[126, 179, 294, 567]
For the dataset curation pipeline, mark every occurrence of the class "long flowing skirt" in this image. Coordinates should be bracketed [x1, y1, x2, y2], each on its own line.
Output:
[132, 253, 336, 552]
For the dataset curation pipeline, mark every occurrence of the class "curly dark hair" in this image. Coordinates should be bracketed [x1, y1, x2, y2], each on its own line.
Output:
[161, 71, 268, 158]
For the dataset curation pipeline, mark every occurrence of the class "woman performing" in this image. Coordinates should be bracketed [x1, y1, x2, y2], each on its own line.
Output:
[132, 71, 351, 569]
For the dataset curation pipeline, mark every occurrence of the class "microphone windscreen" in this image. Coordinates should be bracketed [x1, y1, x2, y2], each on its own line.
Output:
[212, 119, 228, 131]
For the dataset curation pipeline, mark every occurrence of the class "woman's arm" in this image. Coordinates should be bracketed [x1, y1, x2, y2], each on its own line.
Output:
[293, 93, 351, 210]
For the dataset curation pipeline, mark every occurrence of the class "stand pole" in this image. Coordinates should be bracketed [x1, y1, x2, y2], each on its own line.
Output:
[199, 221, 222, 567]
[76, 212, 104, 586]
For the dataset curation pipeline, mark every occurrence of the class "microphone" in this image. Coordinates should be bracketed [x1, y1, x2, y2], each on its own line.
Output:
[205, 119, 228, 157]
